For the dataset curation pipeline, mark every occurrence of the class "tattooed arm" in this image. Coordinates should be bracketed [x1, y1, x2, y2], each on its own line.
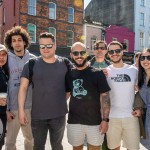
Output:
[99, 91, 110, 134]
[100, 91, 110, 120]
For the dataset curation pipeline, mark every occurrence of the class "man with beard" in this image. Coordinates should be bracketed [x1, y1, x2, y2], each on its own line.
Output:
[4, 26, 35, 150]
[106, 41, 141, 150]
[66, 42, 111, 150]
[18, 32, 71, 150]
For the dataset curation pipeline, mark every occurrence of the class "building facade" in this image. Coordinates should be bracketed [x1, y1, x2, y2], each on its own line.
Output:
[0, 0, 84, 56]
[84, 21, 104, 54]
[105, 25, 135, 52]
[85, 0, 150, 52]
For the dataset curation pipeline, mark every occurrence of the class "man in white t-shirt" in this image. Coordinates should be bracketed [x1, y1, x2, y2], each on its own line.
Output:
[106, 41, 141, 150]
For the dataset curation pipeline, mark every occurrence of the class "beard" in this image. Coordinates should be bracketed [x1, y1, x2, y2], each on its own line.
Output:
[111, 58, 122, 64]
[72, 58, 87, 68]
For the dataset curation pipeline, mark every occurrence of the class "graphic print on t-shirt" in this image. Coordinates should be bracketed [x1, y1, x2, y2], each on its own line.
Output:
[111, 74, 131, 82]
[73, 79, 87, 97]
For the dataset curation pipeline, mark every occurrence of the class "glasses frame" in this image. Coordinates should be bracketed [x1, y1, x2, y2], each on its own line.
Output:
[94, 46, 106, 51]
[72, 51, 86, 56]
[108, 49, 122, 55]
[140, 55, 150, 61]
[39, 44, 54, 49]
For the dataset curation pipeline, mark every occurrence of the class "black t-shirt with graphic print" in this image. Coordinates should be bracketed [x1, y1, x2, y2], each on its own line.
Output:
[66, 66, 110, 125]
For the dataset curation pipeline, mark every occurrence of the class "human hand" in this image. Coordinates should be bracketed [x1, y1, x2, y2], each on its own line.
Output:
[18, 110, 29, 126]
[99, 121, 108, 135]
[132, 109, 141, 117]
[6, 111, 15, 121]
[0, 98, 7, 106]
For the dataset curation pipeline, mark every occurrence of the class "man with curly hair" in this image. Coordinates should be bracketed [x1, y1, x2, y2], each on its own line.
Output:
[4, 26, 35, 150]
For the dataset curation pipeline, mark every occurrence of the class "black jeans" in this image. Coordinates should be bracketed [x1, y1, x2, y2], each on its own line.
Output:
[0, 113, 6, 150]
[31, 116, 66, 150]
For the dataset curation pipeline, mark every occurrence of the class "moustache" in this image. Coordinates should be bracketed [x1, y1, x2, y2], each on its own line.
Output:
[75, 57, 84, 60]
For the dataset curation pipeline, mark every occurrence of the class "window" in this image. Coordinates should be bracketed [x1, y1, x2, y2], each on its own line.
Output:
[68, 7, 74, 23]
[91, 37, 97, 50]
[28, 0, 36, 15]
[49, 2, 56, 20]
[124, 39, 129, 52]
[49, 27, 56, 39]
[140, 13, 144, 26]
[141, 0, 145, 6]
[140, 32, 144, 50]
[67, 30, 74, 47]
[28, 24, 36, 43]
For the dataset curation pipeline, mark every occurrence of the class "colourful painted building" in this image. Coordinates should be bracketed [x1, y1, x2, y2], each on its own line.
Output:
[105, 25, 135, 52]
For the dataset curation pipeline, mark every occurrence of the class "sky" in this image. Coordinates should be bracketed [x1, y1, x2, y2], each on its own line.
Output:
[84, 0, 91, 9]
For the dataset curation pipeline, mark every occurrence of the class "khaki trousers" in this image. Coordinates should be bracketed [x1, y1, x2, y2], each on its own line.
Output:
[5, 109, 33, 150]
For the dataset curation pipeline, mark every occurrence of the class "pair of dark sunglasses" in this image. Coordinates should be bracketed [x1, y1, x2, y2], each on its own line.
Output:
[72, 51, 86, 56]
[108, 49, 122, 55]
[94, 47, 106, 50]
[39, 44, 54, 49]
[140, 55, 150, 61]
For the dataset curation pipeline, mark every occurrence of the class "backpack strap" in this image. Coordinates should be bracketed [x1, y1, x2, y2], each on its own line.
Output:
[29, 58, 35, 88]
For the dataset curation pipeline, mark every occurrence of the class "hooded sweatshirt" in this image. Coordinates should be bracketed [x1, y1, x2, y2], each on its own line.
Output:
[7, 50, 36, 110]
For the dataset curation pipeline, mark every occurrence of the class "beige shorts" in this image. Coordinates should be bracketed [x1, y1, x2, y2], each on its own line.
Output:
[106, 117, 140, 150]
[67, 124, 104, 146]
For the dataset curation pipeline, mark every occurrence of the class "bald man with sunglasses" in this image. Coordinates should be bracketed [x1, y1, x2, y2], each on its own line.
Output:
[106, 41, 141, 150]
[66, 42, 111, 150]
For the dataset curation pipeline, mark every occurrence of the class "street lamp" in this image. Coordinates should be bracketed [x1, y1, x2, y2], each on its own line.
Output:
[0, 0, 3, 6]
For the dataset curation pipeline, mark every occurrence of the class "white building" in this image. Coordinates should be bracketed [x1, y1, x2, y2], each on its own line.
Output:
[134, 0, 150, 52]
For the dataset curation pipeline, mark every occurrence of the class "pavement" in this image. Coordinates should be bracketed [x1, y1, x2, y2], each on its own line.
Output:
[2, 127, 147, 150]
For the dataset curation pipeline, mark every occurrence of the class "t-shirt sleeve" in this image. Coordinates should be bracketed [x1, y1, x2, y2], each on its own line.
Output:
[97, 70, 111, 93]
[65, 71, 71, 92]
[21, 62, 29, 80]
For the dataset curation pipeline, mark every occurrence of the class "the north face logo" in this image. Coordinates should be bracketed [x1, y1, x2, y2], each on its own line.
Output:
[111, 74, 131, 82]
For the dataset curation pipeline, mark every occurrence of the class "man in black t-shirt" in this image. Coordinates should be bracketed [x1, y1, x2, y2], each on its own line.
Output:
[66, 42, 111, 150]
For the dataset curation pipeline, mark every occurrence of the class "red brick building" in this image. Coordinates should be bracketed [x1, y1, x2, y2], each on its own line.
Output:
[0, 0, 84, 56]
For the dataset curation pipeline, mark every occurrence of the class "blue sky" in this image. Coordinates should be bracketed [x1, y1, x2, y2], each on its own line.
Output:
[84, 0, 91, 9]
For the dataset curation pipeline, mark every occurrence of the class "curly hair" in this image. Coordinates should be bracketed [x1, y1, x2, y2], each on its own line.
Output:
[4, 26, 30, 50]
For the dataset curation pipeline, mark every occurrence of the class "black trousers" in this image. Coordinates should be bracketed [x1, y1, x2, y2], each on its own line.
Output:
[0, 113, 6, 150]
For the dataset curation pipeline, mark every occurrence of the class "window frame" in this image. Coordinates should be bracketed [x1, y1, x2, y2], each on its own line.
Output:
[49, 2, 56, 20]
[140, 32, 144, 50]
[28, 0, 36, 16]
[140, 12, 145, 26]
[28, 23, 36, 43]
[68, 7, 74, 23]
[67, 30, 74, 47]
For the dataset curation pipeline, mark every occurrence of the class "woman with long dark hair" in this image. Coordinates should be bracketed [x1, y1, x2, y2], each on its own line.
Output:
[0, 44, 9, 150]
[138, 48, 150, 149]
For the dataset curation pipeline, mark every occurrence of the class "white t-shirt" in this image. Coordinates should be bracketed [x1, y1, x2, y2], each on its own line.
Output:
[107, 64, 138, 118]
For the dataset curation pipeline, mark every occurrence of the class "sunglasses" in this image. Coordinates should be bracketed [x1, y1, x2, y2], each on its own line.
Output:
[94, 47, 106, 50]
[72, 51, 86, 56]
[108, 49, 122, 55]
[140, 55, 150, 61]
[39, 44, 54, 49]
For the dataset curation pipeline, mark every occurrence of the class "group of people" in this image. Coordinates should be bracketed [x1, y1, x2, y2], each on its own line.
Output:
[0, 25, 149, 150]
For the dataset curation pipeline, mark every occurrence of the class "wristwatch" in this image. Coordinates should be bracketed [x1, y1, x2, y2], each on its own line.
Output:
[102, 118, 109, 122]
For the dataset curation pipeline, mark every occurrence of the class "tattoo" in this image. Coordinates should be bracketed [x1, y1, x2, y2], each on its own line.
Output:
[101, 92, 110, 119]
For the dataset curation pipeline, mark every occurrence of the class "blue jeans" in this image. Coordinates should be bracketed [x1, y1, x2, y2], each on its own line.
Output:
[31, 116, 66, 150]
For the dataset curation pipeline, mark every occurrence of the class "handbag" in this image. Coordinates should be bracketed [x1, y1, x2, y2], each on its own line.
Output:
[133, 92, 146, 139]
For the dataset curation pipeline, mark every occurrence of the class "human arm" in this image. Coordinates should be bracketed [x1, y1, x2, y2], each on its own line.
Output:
[66, 92, 70, 100]
[99, 91, 110, 134]
[18, 77, 29, 125]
